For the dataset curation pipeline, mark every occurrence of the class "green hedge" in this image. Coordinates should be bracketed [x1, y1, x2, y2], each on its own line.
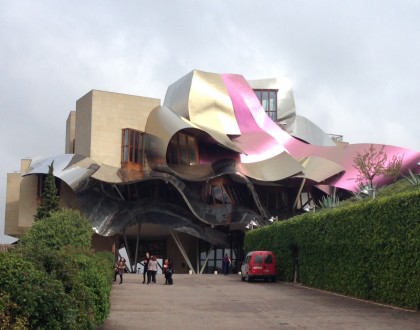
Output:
[0, 209, 114, 329]
[244, 190, 420, 310]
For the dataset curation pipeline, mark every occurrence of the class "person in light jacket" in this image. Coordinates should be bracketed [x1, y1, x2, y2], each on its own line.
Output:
[147, 255, 158, 284]
[116, 257, 127, 284]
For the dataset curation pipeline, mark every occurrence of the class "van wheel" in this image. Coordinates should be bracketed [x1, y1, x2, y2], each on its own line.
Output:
[246, 275, 252, 283]
[271, 277, 277, 283]
[241, 275, 245, 281]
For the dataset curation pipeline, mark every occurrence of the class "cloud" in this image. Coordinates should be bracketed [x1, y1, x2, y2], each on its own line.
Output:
[1, 0, 419, 240]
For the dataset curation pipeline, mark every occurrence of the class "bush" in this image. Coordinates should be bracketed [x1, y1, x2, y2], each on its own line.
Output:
[50, 247, 113, 328]
[0, 252, 78, 329]
[1, 209, 114, 328]
[20, 209, 93, 252]
[0, 291, 28, 330]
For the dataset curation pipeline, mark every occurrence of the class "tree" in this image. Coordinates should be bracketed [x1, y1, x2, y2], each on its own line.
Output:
[383, 153, 404, 182]
[352, 145, 405, 198]
[353, 145, 388, 190]
[34, 161, 60, 221]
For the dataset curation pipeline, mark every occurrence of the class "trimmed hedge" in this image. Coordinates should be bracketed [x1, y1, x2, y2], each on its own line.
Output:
[244, 190, 420, 310]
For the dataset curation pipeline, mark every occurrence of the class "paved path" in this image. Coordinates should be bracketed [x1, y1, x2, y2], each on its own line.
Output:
[100, 273, 420, 330]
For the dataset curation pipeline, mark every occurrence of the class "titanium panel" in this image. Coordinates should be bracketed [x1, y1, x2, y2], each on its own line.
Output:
[164, 70, 241, 135]
[24, 154, 99, 191]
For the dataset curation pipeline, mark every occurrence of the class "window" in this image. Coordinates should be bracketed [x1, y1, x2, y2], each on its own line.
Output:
[201, 180, 255, 206]
[254, 89, 278, 122]
[265, 255, 273, 264]
[254, 255, 263, 264]
[199, 242, 239, 274]
[167, 132, 199, 165]
[121, 128, 145, 166]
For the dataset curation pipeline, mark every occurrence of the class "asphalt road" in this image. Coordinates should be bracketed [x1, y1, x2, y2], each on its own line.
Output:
[100, 273, 420, 330]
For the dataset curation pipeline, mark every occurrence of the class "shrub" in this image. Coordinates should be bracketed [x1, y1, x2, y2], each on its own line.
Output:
[244, 190, 420, 310]
[2, 209, 114, 328]
[20, 208, 93, 252]
[0, 252, 78, 329]
[50, 247, 113, 328]
[0, 291, 29, 330]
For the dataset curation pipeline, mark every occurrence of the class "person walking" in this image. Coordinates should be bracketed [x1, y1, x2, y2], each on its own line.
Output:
[116, 257, 127, 284]
[114, 261, 119, 282]
[163, 258, 169, 284]
[147, 255, 158, 284]
[222, 254, 231, 276]
[141, 252, 150, 284]
[166, 258, 174, 285]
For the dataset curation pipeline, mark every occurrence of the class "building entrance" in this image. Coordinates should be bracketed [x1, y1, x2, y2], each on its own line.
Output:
[199, 242, 240, 274]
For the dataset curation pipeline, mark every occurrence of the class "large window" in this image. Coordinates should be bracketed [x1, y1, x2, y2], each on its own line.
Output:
[167, 132, 198, 165]
[121, 128, 145, 167]
[199, 244, 239, 274]
[254, 89, 278, 122]
[201, 179, 252, 206]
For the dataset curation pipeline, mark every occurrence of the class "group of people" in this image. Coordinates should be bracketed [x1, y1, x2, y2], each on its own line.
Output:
[115, 252, 232, 284]
[141, 252, 174, 285]
[114, 252, 173, 285]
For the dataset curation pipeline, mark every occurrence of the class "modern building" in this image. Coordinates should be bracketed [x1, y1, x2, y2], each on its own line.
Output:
[4, 70, 420, 274]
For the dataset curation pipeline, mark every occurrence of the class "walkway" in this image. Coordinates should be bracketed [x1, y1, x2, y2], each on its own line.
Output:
[100, 273, 419, 330]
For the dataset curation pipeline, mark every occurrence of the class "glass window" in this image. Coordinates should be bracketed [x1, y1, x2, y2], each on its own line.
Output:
[265, 255, 273, 264]
[123, 146, 128, 162]
[168, 140, 179, 164]
[179, 134, 188, 165]
[167, 132, 199, 165]
[222, 187, 231, 204]
[254, 255, 263, 264]
[121, 128, 145, 166]
[253, 89, 278, 122]
[261, 91, 269, 110]
[212, 186, 224, 204]
[269, 92, 276, 111]
[124, 129, 129, 145]
[187, 136, 197, 165]
[255, 90, 262, 102]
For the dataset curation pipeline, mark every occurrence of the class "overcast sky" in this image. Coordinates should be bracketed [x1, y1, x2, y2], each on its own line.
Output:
[1, 0, 419, 242]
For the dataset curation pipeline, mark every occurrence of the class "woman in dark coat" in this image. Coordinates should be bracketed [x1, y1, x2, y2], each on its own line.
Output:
[166, 258, 174, 285]
[141, 252, 150, 284]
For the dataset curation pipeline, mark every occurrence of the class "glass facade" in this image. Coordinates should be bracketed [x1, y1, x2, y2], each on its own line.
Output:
[199, 241, 241, 274]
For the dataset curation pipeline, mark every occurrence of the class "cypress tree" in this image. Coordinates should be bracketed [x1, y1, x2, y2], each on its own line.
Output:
[34, 161, 60, 221]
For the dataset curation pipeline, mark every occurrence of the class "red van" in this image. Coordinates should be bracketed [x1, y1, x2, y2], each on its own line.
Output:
[241, 251, 277, 282]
